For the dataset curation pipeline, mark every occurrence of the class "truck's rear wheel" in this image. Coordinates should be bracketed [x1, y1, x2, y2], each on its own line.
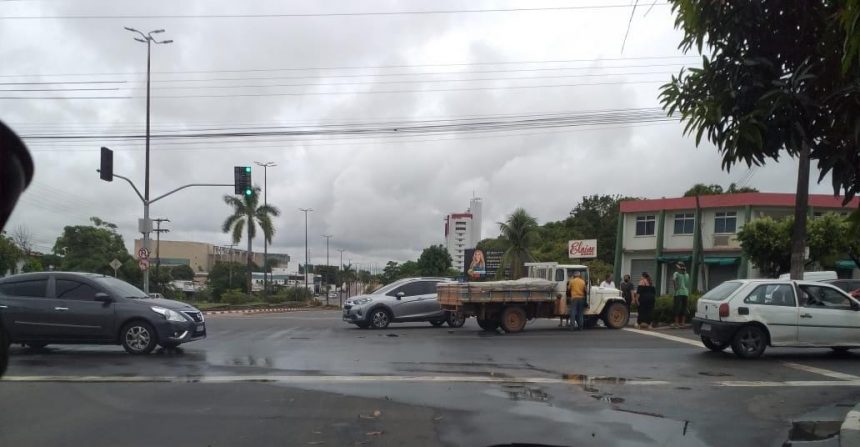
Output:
[500, 306, 527, 333]
[477, 318, 500, 331]
[602, 302, 629, 329]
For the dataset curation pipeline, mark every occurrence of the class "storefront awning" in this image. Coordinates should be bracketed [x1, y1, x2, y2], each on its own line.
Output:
[836, 260, 858, 270]
[703, 256, 740, 266]
[656, 255, 691, 263]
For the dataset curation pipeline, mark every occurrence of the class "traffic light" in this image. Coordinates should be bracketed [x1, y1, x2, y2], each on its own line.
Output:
[234, 166, 252, 196]
[99, 147, 113, 181]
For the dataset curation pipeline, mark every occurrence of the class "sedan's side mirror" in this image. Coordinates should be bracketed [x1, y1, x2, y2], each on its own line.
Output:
[396, 292, 405, 300]
[94, 293, 113, 303]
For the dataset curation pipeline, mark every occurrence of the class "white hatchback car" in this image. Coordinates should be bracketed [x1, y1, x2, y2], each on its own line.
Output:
[692, 279, 860, 358]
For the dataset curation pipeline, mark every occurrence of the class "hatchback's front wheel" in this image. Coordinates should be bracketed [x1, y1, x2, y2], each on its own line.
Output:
[730, 325, 767, 359]
[369, 309, 392, 329]
[121, 321, 157, 355]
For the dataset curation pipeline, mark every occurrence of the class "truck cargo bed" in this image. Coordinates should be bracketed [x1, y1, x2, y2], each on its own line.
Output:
[437, 279, 558, 306]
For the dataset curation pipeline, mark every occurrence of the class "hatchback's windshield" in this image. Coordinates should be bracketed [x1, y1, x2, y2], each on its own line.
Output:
[93, 277, 147, 299]
[700, 281, 744, 301]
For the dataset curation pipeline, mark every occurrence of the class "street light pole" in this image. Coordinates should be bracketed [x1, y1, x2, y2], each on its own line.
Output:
[254, 161, 276, 294]
[322, 235, 332, 300]
[337, 248, 345, 306]
[126, 26, 172, 294]
[299, 208, 313, 292]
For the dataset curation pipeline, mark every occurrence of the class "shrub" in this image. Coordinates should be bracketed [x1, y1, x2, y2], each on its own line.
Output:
[631, 294, 700, 324]
[193, 287, 213, 303]
[222, 289, 251, 305]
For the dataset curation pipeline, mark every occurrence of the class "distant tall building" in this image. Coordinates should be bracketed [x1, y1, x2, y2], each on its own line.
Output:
[444, 197, 483, 270]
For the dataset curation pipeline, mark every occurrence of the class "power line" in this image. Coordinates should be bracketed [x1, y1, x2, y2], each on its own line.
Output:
[0, 3, 670, 20]
[0, 78, 667, 100]
[0, 55, 698, 78]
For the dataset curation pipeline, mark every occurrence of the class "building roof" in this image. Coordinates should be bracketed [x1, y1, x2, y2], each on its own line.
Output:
[449, 213, 473, 219]
[620, 192, 860, 213]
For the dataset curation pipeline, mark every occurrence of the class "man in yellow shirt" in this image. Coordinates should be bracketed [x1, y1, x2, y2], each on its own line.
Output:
[568, 271, 587, 331]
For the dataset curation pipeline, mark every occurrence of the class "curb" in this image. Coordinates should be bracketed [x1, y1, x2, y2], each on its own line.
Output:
[203, 307, 336, 316]
[841, 403, 860, 446]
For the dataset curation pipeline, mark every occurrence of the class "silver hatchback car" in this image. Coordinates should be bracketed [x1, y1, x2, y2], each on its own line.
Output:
[342, 277, 465, 329]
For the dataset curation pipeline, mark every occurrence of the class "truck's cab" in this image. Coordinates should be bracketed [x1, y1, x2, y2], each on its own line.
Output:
[524, 262, 627, 326]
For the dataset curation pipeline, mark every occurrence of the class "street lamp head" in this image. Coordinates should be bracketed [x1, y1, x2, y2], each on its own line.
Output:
[159, 39, 174, 44]
[150, 29, 165, 34]
[133, 37, 147, 43]
[124, 26, 139, 32]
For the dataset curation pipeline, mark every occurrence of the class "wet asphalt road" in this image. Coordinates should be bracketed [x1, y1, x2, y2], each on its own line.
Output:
[2, 310, 860, 447]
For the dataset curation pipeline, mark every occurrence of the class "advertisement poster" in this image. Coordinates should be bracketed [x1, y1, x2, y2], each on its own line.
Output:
[464, 248, 504, 280]
[568, 239, 597, 259]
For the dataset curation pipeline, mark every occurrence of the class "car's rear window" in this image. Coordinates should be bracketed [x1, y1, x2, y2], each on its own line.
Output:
[700, 281, 744, 301]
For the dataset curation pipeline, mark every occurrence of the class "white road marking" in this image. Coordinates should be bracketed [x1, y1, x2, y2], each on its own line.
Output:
[621, 328, 703, 348]
[780, 362, 860, 381]
[0, 374, 669, 385]
[717, 380, 860, 387]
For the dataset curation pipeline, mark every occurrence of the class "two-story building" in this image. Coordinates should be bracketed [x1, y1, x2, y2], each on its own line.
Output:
[613, 192, 860, 295]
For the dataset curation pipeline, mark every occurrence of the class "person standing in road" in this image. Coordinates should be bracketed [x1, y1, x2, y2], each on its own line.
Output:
[599, 274, 615, 289]
[634, 272, 656, 329]
[672, 262, 691, 329]
[619, 274, 635, 308]
[568, 271, 587, 331]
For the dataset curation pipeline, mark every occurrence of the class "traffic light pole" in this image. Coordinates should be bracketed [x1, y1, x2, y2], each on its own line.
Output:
[101, 172, 231, 293]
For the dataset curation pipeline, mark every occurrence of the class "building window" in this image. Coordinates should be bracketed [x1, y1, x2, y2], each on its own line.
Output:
[635, 215, 656, 236]
[714, 211, 737, 234]
[673, 213, 695, 235]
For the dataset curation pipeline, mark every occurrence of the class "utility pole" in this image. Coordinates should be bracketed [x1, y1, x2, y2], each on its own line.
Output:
[227, 243, 237, 289]
[254, 161, 276, 294]
[125, 26, 172, 294]
[299, 208, 313, 292]
[337, 249, 345, 306]
[153, 218, 170, 290]
[322, 235, 332, 297]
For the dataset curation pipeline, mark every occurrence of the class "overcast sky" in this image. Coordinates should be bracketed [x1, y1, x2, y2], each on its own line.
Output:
[1, 0, 839, 269]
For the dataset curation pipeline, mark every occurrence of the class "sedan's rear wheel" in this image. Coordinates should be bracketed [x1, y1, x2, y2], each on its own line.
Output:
[701, 336, 728, 352]
[121, 321, 157, 355]
[730, 325, 767, 359]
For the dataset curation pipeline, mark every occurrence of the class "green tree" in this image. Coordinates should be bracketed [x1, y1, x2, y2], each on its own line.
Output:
[807, 213, 849, 269]
[21, 257, 43, 273]
[53, 217, 131, 277]
[398, 260, 421, 278]
[171, 264, 195, 281]
[416, 244, 452, 276]
[0, 233, 21, 275]
[660, 1, 860, 279]
[476, 237, 508, 252]
[222, 186, 281, 293]
[683, 184, 724, 197]
[208, 261, 249, 299]
[736, 217, 793, 278]
[381, 261, 401, 284]
[567, 195, 627, 265]
[497, 208, 538, 279]
[726, 183, 759, 194]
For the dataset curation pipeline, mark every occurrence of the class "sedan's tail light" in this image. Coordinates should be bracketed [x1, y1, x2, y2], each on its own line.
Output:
[718, 303, 730, 318]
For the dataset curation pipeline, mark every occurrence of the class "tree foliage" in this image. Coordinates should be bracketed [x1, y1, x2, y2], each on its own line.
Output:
[683, 183, 758, 197]
[171, 264, 195, 281]
[207, 261, 249, 299]
[222, 186, 281, 292]
[660, 1, 860, 278]
[0, 233, 21, 275]
[52, 217, 131, 277]
[416, 244, 452, 276]
[497, 208, 538, 279]
[737, 217, 794, 278]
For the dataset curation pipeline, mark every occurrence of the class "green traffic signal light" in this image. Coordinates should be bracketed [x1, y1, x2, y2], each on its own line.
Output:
[245, 188, 253, 196]
[245, 167, 251, 173]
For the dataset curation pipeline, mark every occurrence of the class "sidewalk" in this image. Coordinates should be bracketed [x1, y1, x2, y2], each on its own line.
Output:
[203, 306, 337, 316]
[841, 403, 860, 446]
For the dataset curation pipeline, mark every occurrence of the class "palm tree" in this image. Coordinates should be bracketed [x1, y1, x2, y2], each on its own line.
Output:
[339, 263, 356, 297]
[222, 186, 281, 293]
[498, 208, 538, 279]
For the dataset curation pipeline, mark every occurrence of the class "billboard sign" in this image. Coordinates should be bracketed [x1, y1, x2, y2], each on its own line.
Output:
[464, 248, 504, 280]
[568, 239, 597, 259]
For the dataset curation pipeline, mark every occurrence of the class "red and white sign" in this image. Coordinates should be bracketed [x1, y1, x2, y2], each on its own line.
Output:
[568, 239, 597, 259]
[138, 258, 150, 271]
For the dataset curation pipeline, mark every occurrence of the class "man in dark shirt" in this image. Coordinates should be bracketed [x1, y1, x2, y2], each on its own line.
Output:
[619, 274, 635, 308]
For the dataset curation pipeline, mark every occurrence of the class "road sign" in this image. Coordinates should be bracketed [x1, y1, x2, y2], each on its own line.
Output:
[138, 259, 149, 271]
[137, 248, 150, 259]
[109, 259, 122, 270]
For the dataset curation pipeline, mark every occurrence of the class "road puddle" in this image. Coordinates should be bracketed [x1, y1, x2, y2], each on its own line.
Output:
[500, 384, 550, 402]
[787, 420, 842, 442]
[591, 393, 625, 404]
[227, 355, 274, 368]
